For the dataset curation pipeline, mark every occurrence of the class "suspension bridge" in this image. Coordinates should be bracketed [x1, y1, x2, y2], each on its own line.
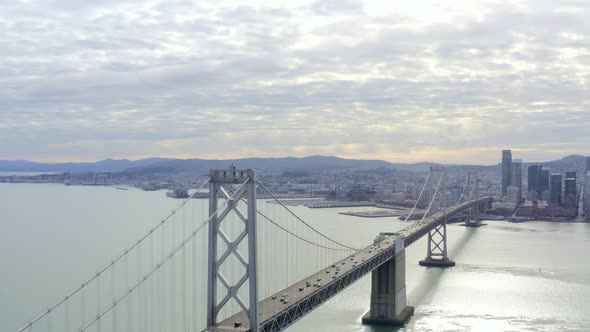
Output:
[17, 165, 492, 332]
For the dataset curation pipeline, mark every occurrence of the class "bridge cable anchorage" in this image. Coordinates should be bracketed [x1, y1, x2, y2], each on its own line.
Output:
[16, 178, 211, 332]
[256, 180, 359, 251]
[221, 184, 353, 252]
[78, 183, 242, 332]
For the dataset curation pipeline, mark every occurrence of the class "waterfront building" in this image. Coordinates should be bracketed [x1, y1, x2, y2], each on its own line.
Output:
[550, 173, 562, 206]
[541, 190, 551, 203]
[526, 190, 538, 202]
[512, 159, 522, 204]
[507, 186, 520, 206]
[502, 150, 512, 196]
[492, 202, 515, 210]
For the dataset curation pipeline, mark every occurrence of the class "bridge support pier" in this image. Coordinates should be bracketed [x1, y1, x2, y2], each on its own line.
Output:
[462, 204, 487, 227]
[419, 222, 455, 268]
[362, 239, 414, 326]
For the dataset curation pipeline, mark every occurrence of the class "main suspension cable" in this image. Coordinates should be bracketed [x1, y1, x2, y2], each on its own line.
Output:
[256, 180, 358, 251]
[220, 184, 354, 252]
[17, 178, 210, 332]
[80, 179, 246, 331]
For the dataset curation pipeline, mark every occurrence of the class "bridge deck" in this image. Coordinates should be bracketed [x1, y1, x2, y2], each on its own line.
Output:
[205, 197, 492, 332]
[400, 197, 493, 247]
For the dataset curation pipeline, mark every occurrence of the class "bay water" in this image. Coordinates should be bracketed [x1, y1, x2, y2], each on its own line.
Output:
[1, 183, 589, 332]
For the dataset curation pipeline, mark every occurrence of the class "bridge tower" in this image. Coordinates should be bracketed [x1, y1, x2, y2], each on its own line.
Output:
[207, 165, 259, 332]
[463, 172, 487, 227]
[419, 166, 456, 268]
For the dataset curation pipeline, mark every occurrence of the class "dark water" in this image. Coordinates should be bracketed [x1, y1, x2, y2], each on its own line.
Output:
[1, 183, 589, 332]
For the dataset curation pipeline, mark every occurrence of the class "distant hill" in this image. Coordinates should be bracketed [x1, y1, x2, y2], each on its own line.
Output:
[541, 155, 587, 172]
[0, 154, 585, 175]
[123, 155, 394, 174]
[0, 158, 171, 173]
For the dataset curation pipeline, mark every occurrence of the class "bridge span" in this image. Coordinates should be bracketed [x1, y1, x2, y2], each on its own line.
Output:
[17, 166, 491, 332]
[207, 196, 493, 332]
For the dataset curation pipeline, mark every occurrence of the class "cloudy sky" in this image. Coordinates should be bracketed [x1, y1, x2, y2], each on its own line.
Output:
[1, 0, 589, 164]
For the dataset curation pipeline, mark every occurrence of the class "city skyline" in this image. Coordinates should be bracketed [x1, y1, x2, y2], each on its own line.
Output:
[2, 0, 590, 163]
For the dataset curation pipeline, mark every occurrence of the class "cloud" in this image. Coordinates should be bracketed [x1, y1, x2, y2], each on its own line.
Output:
[0, 0, 589, 163]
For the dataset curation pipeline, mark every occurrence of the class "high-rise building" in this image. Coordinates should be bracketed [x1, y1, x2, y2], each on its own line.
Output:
[550, 173, 562, 206]
[512, 159, 522, 205]
[540, 169, 550, 195]
[564, 171, 577, 208]
[528, 165, 540, 194]
[565, 172, 577, 195]
[586, 156, 590, 172]
[502, 150, 512, 196]
[507, 186, 520, 206]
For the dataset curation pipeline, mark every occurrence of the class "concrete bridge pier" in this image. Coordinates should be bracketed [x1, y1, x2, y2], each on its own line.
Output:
[362, 238, 414, 326]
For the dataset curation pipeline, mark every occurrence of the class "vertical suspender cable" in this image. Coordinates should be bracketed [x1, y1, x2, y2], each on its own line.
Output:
[96, 273, 101, 332]
[64, 298, 69, 332]
[181, 207, 187, 332]
[80, 285, 85, 331]
[125, 254, 131, 332]
[137, 242, 141, 332]
[170, 217, 176, 332]
[191, 203, 199, 331]
[111, 262, 117, 332]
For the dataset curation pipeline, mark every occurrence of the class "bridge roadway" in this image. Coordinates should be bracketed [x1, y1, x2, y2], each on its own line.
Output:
[205, 196, 493, 332]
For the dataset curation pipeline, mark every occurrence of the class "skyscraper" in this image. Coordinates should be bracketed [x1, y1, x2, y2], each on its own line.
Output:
[564, 171, 577, 208]
[550, 173, 562, 206]
[540, 169, 550, 196]
[502, 150, 512, 196]
[565, 171, 577, 194]
[512, 159, 522, 204]
[528, 165, 540, 194]
[587, 156, 590, 172]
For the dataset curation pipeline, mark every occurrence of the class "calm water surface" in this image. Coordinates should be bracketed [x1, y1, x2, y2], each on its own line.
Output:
[1, 183, 589, 332]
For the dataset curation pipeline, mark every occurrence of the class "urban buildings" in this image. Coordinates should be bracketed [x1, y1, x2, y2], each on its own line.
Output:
[527, 165, 549, 200]
[512, 159, 522, 204]
[502, 150, 512, 196]
[550, 173, 562, 205]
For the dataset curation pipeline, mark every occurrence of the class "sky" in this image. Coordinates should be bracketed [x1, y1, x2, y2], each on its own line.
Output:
[1, 0, 589, 164]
